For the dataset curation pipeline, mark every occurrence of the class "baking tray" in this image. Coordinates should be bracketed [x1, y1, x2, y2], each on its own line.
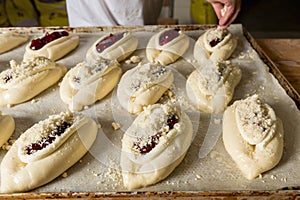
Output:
[0, 24, 299, 199]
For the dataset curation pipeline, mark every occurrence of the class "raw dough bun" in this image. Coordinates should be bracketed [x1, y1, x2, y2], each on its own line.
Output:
[0, 112, 15, 147]
[186, 61, 241, 113]
[194, 27, 237, 63]
[23, 30, 79, 61]
[117, 63, 174, 114]
[60, 58, 122, 111]
[121, 104, 193, 189]
[146, 29, 189, 65]
[0, 32, 28, 54]
[0, 112, 98, 193]
[0, 57, 67, 106]
[86, 32, 138, 63]
[222, 95, 284, 179]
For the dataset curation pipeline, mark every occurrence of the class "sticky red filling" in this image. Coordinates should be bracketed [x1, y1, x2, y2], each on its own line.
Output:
[133, 114, 179, 154]
[25, 121, 72, 155]
[159, 29, 180, 46]
[30, 31, 69, 50]
[96, 32, 125, 53]
[209, 38, 223, 47]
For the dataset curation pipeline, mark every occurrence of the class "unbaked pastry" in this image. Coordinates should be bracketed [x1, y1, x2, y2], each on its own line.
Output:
[194, 27, 237, 63]
[117, 63, 174, 114]
[0, 112, 98, 193]
[0, 32, 28, 54]
[186, 61, 241, 113]
[23, 30, 79, 61]
[222, 95, 284, 179]
[60, 57, 122, 111]
[86, 31, 138, 63]
[121, 104, 193, 189]
[0, 57, 67, 106]
[146, 28, 189, 65]
[0, 111, 15, 147]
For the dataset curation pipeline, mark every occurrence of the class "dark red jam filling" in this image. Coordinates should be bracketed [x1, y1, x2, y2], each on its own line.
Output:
[96, 32, 125, 53]
[30, 31, 69, 50]
[134, 114, 179, 154]
[209, 38, 223, 47]
[25, 121, 72, 155]
[3, 75, 12, 83]
[159, 29, 180, 46]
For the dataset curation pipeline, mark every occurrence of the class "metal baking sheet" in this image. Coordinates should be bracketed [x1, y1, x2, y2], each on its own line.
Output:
[0, 24, 299, 198]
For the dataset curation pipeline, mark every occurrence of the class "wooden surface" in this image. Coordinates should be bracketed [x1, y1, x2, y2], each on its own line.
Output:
[256, 39, 300, 94]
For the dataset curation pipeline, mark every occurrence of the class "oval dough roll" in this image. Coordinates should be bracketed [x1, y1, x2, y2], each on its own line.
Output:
[0, 112, 98, 193]
[194, 27, 237, 63]
[121, 104, 193, 189]
[222, 95, 284, 179]
[117, 63, 174, 114]
[23, 30, 79, 61]
[86, 31, 138, 63]
[0, 32, 28, 54]
[0, 57, 66, 106]
[0, 112, 15, 147]
[60, 58, 122, 111]
[146, 29, 189, 65]
[186, 61, 241, 113]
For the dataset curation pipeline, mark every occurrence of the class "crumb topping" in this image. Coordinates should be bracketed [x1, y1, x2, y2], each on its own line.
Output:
[0, 57, 56, 87]
[206, 27, 229, 47]
[69, 57, 118, 89]
[22, 112, 75, 155]
[196, 61, 233, 94]
[125, 105, 181, 155]
[129, 63, 170, 92]
[235, 95, 277, 145]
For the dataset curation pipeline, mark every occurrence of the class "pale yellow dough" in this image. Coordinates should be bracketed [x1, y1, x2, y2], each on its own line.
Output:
[0, 57, 67, 106]
[0, 32, 28, 54]
[186, 61, 241, 113]
[194, 27, 237, 63]
[0, 112, 98, 193]
[23, 30, 79, 61]
[0, 112, 15, 147]
[222, 95, 284, 179]
[146, 29, 189, 65]
[117, 63, 174, 114]
[86, 32, 138, 63]
[60, 58, 122, 111]
[121, 104, 193, 189]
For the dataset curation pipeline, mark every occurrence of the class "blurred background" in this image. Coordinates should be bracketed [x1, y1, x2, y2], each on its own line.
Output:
[0, 0, 299, 38]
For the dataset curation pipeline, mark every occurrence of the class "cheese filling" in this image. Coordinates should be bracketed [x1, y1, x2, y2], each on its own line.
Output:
[0, 57, 56, 89]
[68, 58, 119, 90]
[235, 95, 277, 145]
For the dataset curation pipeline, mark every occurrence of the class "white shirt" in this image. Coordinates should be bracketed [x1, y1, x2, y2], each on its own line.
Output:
[66, 0, 162, 27]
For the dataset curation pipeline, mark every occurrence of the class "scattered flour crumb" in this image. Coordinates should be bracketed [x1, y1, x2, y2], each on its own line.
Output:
[1, 139, 15, 150]
[31, 99, 38, 104]
[270, 175, 277, 180]
[112, 122, 120, 130]
[130, 55, 141, 63]
[214, 118, 221, 125]
[62, 172, 68, 178]
[125, 59, 131, 64]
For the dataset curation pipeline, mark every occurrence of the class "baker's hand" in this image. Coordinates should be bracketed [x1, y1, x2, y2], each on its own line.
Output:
[207, 0, 241, 28]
